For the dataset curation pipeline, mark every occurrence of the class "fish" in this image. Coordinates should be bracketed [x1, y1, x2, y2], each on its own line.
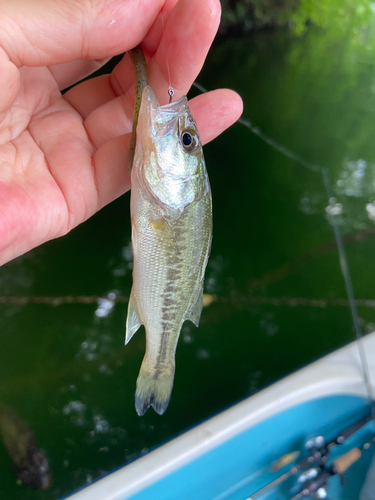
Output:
[0, 405, 50, 489]
[126, 47, 212, 416]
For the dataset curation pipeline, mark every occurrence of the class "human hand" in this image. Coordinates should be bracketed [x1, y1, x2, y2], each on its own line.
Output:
[0, 0, 243, 266]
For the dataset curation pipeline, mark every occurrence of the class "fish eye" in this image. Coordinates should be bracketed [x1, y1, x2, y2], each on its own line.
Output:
[181, 129, 199, 153]
[182, 132, 192, 147]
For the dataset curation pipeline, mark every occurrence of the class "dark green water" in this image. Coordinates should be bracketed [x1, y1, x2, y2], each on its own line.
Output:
[1, 22, 375, 499]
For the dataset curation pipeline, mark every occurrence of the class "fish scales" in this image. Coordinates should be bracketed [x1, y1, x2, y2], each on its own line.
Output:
[126, 83, 212, 416]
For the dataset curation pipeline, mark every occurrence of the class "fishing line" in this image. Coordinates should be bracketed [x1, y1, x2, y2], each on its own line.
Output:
[161, 11, 174, 103]
[322, 167, 375, 419]
[192, 81, 375, 419]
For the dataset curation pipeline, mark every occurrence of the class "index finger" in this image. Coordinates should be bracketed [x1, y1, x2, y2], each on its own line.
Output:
[110, 0, 221, 104]
[0, 0, 165, 67]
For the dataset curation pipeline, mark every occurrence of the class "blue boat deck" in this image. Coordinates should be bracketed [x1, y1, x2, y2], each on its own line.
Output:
[128, 395, 373, 500]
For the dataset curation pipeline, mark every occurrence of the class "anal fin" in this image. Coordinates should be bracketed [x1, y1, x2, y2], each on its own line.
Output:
[186, 283, 203, 327]
[125, 291, 142, 344]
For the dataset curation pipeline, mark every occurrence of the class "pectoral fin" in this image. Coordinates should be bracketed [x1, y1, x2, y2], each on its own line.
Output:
[125, 291, 142, 344]
[186, 283, 203, 327]
[149, 217, 180, 255]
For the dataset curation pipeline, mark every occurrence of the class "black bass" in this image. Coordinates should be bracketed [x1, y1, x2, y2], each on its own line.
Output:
[0, 405, 50, 489]
[126, 47, 212, 416]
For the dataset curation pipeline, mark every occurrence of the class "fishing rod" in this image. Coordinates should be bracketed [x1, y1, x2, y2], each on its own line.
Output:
[245, 408, 375, 499]
[286, 436, 372, 500]
[286, 450, 355, 500]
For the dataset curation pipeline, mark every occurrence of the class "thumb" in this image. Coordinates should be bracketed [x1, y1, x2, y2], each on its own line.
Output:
[0, 0, 164, 67]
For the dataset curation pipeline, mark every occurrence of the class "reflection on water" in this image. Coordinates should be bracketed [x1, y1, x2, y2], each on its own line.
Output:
[336, 158, 369, 198]
[94, 293, 116, 319]
[299, 192, 323, 215]
[259, 312, 279, 337]
[205, 255, 227, 295]
[326, 198, 343, 216]
[328, 157, 375, 232]
[366, 202, 375, 221]
[62, 401, 87, 426]
[109, 241, 133, 279]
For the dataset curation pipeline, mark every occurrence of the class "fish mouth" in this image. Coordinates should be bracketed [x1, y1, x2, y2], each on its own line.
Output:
[156, 95, 188, 112]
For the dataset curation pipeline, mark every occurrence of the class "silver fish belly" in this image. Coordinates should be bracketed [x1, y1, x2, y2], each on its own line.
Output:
[126, 85, 212, 416]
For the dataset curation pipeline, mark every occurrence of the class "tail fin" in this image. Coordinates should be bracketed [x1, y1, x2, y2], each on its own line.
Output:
[135, 358, 175, 416]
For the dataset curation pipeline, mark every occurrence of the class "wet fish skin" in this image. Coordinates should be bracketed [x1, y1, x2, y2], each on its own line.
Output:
[0, 405, 50, 490]
[126, 85, 212, 416]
